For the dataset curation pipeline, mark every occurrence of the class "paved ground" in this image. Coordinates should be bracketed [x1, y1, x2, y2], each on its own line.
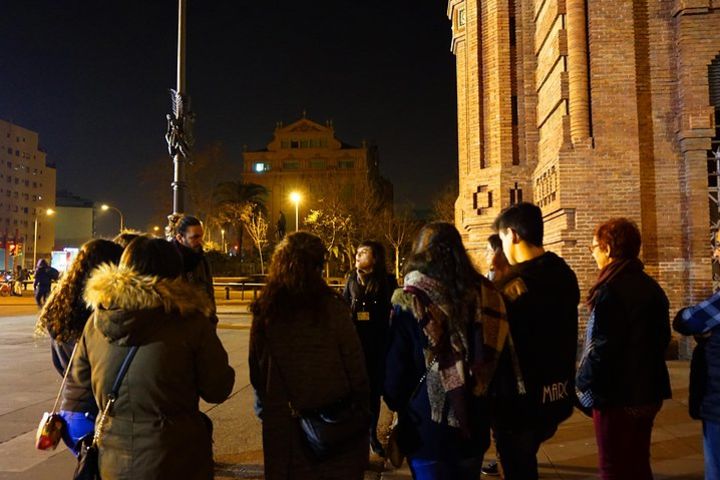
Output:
[0, 293, 706, 479]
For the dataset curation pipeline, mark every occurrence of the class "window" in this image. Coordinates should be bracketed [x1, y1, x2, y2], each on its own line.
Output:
[510, 183, 523, 205]
[290, 140, 299, 148]
[283, 160, 299, 170]
[458, 8, 466, 27]
[310, 159, 326, 169]
[253, 162, 269, 173]
[300, 140, 309, 148]
[338, 160, 354, 169]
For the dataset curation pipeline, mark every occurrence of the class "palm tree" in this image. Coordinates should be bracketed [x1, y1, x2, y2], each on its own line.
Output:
[212, 181, 268, 260]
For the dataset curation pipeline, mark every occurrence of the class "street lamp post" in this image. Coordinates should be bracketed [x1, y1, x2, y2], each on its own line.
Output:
[165, 0, 194, 227]
[33, 208, 55, 269]
[289, 192, 302, 232]
[101, 204, 125, 233]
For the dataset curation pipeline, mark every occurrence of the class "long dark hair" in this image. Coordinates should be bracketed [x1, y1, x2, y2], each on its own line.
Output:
[251, 232, 333, 323]
[36, 239, 124, 341]
[404, 222, 483, 328]
[357, 240, 389, 296]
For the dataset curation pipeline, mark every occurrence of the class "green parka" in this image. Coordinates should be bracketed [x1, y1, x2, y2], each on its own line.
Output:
[63, 263, 235, 480]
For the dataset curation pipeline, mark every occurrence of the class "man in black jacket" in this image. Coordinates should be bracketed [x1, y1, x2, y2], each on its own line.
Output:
[490, 202, 580, 480]
[172, 215, 218, 324]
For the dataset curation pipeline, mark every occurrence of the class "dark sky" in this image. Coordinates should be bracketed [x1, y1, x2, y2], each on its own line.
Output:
[0, 1, 458, 236]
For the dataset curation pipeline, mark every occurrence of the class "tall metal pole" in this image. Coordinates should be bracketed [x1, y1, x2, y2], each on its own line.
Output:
[32, 215, 38, 269]
[165, 0, 194, 235]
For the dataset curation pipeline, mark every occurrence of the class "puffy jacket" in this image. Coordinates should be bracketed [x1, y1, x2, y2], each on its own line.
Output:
[62, 264, 235, 480]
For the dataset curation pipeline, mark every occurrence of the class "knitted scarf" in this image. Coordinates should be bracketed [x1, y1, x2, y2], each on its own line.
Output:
[403, 270, 509, 436]
[587, 257, 643, 307]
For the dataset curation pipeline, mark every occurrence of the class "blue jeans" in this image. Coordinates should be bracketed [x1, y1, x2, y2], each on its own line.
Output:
[408, 456, 483, 480]
[704, 419, 720, 480]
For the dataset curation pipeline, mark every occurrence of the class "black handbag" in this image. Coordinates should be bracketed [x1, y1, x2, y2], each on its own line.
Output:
[293, 395, 370, 460]
[267, 340, 369, 460]
[73, 346, 139, 480]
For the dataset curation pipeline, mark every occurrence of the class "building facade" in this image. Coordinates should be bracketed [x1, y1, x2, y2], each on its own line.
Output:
[243, 116, 392, 236]
[0, 119, 56, 270]
[55, 190, 95, 250]
[448, 0, 720, 349]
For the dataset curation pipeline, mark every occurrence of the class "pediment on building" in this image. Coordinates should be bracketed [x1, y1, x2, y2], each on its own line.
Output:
[280, 118, 329, 133]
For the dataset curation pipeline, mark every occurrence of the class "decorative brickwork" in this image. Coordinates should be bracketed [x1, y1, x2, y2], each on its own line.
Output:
[448, 0, 720, 356]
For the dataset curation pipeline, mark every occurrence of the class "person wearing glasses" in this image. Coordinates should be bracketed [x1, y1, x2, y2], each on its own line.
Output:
[172, 215, 218, 324]
[576, 217, 671, 480]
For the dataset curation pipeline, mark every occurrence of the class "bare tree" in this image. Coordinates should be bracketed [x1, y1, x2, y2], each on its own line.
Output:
[243, 208, 269, 274]
[431, 181, 459, 224]
[383, 206, 420, 279]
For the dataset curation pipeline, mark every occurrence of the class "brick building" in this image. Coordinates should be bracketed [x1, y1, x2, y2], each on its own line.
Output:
[243, 116, 392, 236]
[0, 119, 56, 270]
[447, 1, 720, 350]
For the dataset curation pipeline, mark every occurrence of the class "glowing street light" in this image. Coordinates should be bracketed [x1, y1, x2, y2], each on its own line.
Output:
[33, 208, 55, 268]
[289, 191, 302, 232]
[101, 204, 125, 233]
[221, 228, 226, 253]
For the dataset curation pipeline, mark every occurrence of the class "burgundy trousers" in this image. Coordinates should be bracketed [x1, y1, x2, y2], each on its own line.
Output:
[592, 404, 660, 480]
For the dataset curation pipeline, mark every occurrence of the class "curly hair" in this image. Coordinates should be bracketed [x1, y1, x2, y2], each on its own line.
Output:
[35, 239, 123, 342]
[404, 222, 484, 332]
[251, 231, 334, 323]
[594, 217, 641, 259]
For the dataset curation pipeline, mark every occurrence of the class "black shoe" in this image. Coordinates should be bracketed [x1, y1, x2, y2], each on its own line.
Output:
[481, 460, 500, 476]
[370, 437, 386, 457]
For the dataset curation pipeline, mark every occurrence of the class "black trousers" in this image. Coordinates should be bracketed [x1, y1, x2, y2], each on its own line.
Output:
[494, 424, 557, 480]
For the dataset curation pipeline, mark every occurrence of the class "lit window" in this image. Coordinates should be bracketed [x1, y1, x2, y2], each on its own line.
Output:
[254, 162, 269, 173]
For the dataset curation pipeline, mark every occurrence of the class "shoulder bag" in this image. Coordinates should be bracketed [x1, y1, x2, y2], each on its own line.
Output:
[74, 346, 139, 480]
[36, 344, 80, 451]
[266, 339, 370, 461]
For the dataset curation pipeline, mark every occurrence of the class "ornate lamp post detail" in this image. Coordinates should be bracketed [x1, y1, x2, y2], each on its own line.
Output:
[165, 0, 195, 233]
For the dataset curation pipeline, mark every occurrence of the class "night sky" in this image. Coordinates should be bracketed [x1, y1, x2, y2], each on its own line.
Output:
[0, 1, 458, 237]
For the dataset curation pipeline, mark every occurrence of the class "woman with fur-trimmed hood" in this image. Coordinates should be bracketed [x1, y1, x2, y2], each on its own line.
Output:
[62, 236, 235, 480]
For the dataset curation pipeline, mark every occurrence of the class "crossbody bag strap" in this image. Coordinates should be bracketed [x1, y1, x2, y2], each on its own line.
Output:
[92, 346, 139, 446]
[264, 336, 303, 417]
[51, 342, 80, 414]
[407, 355, 437, 405]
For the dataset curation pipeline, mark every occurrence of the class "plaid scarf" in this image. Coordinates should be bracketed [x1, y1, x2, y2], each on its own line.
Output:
[403, 270, 509, 436]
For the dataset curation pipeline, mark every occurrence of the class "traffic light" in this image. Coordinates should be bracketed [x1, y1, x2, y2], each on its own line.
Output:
[15, 244, 22, 256]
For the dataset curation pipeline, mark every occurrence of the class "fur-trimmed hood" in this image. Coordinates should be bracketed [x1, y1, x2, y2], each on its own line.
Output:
[84, 263, 213, 343]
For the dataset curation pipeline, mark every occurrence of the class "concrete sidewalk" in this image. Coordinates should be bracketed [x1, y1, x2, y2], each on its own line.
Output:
[378, 361, 704, 479]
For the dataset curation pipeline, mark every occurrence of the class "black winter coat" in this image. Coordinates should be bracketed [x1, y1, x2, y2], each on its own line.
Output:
[576, 263, 671, 408]
[490, 252, 580, 430]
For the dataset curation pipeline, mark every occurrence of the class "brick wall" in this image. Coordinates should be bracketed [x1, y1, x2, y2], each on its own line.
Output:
[449, 0, 720, 355]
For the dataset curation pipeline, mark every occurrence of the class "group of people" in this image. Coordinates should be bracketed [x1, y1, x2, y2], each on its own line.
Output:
[34, 203, 720, 480]
[249, 201, 716, 480]
[36, 215, 234, 479]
